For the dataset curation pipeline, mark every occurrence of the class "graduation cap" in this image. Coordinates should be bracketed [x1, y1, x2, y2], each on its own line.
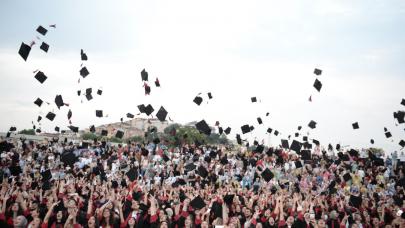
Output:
[308, 120, 317, 129]
[399, 140, 405, 148]
[80, 49, 88, 61]
[185, 163, 197, 172]
[370, 139, 375, 144]
[101, 129, 108, 136]
[350, 195, 362, 209]
[295, 160, 303, 168]
[126, 168, 138, 182]
[223, 194, 235, 205]
[250, 125, 254, 131]
[301, 150, 311, 160]
[61, 152, 77, 167]
[384, 127, 388, 132]
[89, 125, 96, 133]
[9, 127, 17, 132]
[34, 71, 47, 84]
[54, 95, 64, 109]
[196, 120, 211, 135]
[39, 42, 49, 52]
[126, 113, 134, 118]
[394, 111, 405, 124]
[257, 117, 263, 124]
[68, 125, 79, 133]
[77, 90, 81, 96]
[41, 169, 52, 181]
[80, 67, 89, 78]
[37, 116, 42, 122]
[224, 127, 231, 135]
[67, 109, 72, 120]
[385, 131, 392, 138]
[97, 89, 102, 95]
[18, 42, 31, 61]
[267, 128, 273, 134]
[251, 97, 257, 103]
[261, 168, 274, 182]
[36, 25, 48, 35]
[85, 88, 92, 95]
[144, 83, 151, 95]
[138, 104, 146, 113]
[241, 125, 251, 134]
[303, 136, 308, 141]
[85, 93, 93, 101]
[208, 92, 213, 99]
[274, 130, 279, 136]
[313, 79, 322, 92]
[34, 98, 43, 107]
[352, 122, 359, 129]
[197, 166, 208, 178]
[144, 104, 154, 116]
[115, 130, 124, 139]
[193, 96, 203, 106]
[294, 132, 299, 137]
[343, 173, 351, 182]
[281, 139, 289, 149]
[190, 196, 206, 210]
[54, 126, 60, 132]
[314, 68, 322, 76]
[401, 98, 405, 106]
[141, 69, 148, 81]
[236, 134, 242, 145]
[290, 140, 302, 153]
[255, 144, 265, 153]
[36, 129, 41, 133]
[312, 139, 320, 146]
[156, 106, 168, 122]
[46, 112, 56, 121]
[96, 110, 103, 118]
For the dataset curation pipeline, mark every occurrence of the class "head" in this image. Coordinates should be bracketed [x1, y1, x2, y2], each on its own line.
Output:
[87, 216, 96, 228]
[14, 215, 28, 228]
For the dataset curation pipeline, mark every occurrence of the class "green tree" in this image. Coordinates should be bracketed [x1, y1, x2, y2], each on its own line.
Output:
[81, 133, 100, 141]
[109, 137, 123, 143]
[128, 135, 144, 143]
[18, 129, 35, 135]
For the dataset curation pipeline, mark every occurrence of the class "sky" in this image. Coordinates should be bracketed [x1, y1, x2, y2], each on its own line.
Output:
[0, 0, 404, 152]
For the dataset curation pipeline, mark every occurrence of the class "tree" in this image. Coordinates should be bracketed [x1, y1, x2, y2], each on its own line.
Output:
[82, 133, 100, 141]
[128, 135, 144, 143]
[18, 129, 35, 135]
[109, 137, 123, 143]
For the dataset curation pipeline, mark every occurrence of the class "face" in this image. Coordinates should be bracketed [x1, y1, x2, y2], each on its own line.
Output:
[160, 221, 168, 228]
[201, 221, 209, 228]
[87, 216, 96, 227]
[268, 217, 275, 225]
[14, 216, 26, 226]
[30, 217, 41, 227]
[128, 217, 135, 225]
[185, 215, 192, 226]
[103, 208, 111, 218]
[12, 202, 19, 211]
[56, 211, 63, 220]
[287, 216, 294, 225]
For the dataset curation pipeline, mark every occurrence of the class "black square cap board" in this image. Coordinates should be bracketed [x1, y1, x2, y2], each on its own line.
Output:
[55, 95, 64, 109]
[34, 98, 43, 107]
[385, 132, 392, 138]
[90, 125, 96, 133]
[241, 124, 250, 134]
[308, 120, 317, 129]
[144, 104, 154, 116]
[101, 129, 108, 136]
[196, 120, 211, 135]
[156, 106, 168, 121]
[138, 104, 146, 113]
[251, 97, 257, 102]
[141, 68, 148, 81]
[126, 113, 134, 118]
[96, 110, 103, 117]
[34, 71, 47, 84]
[36, 25, 48, 35]
[80, 67, 89, 78]
[257, 117, 263, 124]
[352, 122, 359, 129]
[193, 96, 203, 106]
[313, 79, 322, 92]
[18, 42, 31, 61]
[290, 140, 302, 153]
[314, 68, 322, 76]
[68, 125, 79, 133]
[116, 130, 124, 139]
[46, 112, 56, 121]
[40, 42, 49, 52]
[81, 49, 88, 61]
[208, 92, 213, 99]
[281, 139, 289, 149]
[261, 168, 274, 182]
[267, 128, 272, 133]
[224, 127, 231, 135]
[97, 89, 102, 95]
[190, 196, 206, 210]
[86, 93, 93, 101]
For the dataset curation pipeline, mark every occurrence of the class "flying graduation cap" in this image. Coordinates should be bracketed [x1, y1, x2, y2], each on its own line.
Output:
[155, 78, 160, 87]
[313, 79, 322, 92]
[126, 113, 134, 118]
[308, 120, 317, 129]
[18, 42, 31, 61]
[241, 125, 251, 134]
[314, 68, 322, 76]
[34, 71, 47, 84]
[193, 95, 203, 106]
[144, 104, 154, 116]
[34, 98, 43, 107]
[115, 130, 124, 139]
[46, 112, 56, 121]
[401, 98, 405, 106]
[251, 97, 257, 103]
[208, 92, 213, 99]
[224, 127, 231, 135]
[352, 122, 359, 130]
[40, 42, 49, 52]
[80, 49, 88, 61]
[97, 89, 102, 95]
[156, 106, 168, 122]
[36, 25, 48, 36]
[96, 110, 103, 118]
[67, 109, 72, 120]
[89, 125, 96, 133]
[195, 120, 211, 135]
[55, 95, 64, 109]
[257, 117, 263, 124]
[68, 125, 79, 133]
[80, 67, 89, 78]
[141, 69, 148, 81]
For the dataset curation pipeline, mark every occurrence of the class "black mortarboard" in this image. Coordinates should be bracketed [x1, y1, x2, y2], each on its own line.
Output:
[218, 127, 223, 135]
[290, 140, 302, 153]
[9, 127, 16, 132]
[399, 140, 405, 147]
[34, 98, 43, 107]
[80, 49, 88, 61]
[255, 144, 264, 153]
[96, 110, 103, 118]
[303, 136, 308, 141]
[349, 149, 359, 157]
[241, 125, 250, 134]
[274, 130, 279, 136]
[144, 104, 154, 116]
[208, 92, 213, 99]
[250, 125, 254, 131]
[312, 139, 320, 146]
[336, 144, 341, 150]
[138, 104, 146, 113]
[126, 113, 134, 118]
[6, 131, 11, 137]
[295, 160, 303, 168]
[80, 67, 89, 78]
[115, 130, 124, 139]
[350, 195, 362, 209]
[197, 166, 208, 178]
[384, 127, 388, 132]
[54, 126, 60, 132]
[37, 116, 42, 122]
[257, 117, 263, 124]
[401, 99, 405, 106]
[77, 90, 81, 96]
[281, 139, 289, 149]
[67, 109, 72, 120]
[370, 139, 374, 144]
[34, 71, 47, 84]
[54, 95, 64, 109]
[40, 42, 49, 52]
[68, 125, 79, 133]
[261, 168, 274, 182]
[385, 132, 392, 138]
[352, 122, 359, 129]
[86, 88, 92, 95]
[154, 78, 160, 87]
[141, 69, 148, 81]
[224, 127, 231, 135]
[223, 194, 235, 205]
[36, 129, 41, 133]
[156, 106, 168, 122]
[314, 68, 322, 76]
[267, 128, 272, 134]
[294, 132, 299, 137]
[193, 96, 203, 106]
[394, 111, 405, 124]
[86, 93, 93, 101]
[61, 152, 77, 167]
[190, 196, 206, 210]
[313, 79, 322, 92]
[196, 120, 211, 135]
[298, 126, 302, 131]
[97, 89, 102, 95]
[343, 173, 351, 182]
[251, 97, 257, 102]
[101, 130, 108, 136]
[46, 112, 56, 121]
[236, 134, 242, 145]
[41, 169, 52, 181]
[301, 150, 311, 160]
[89, 125, 96, 133]
[308, 120, 317, 129]
[126, 168, 138, 182]
[36, 25, 48, 35]
[18, 42, 31, 61]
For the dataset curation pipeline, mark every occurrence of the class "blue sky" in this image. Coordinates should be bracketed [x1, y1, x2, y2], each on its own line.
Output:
[0, 0, 404, 152]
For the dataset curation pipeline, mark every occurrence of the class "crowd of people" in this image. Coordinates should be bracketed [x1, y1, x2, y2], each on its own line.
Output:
[0, 136, 404, 228]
